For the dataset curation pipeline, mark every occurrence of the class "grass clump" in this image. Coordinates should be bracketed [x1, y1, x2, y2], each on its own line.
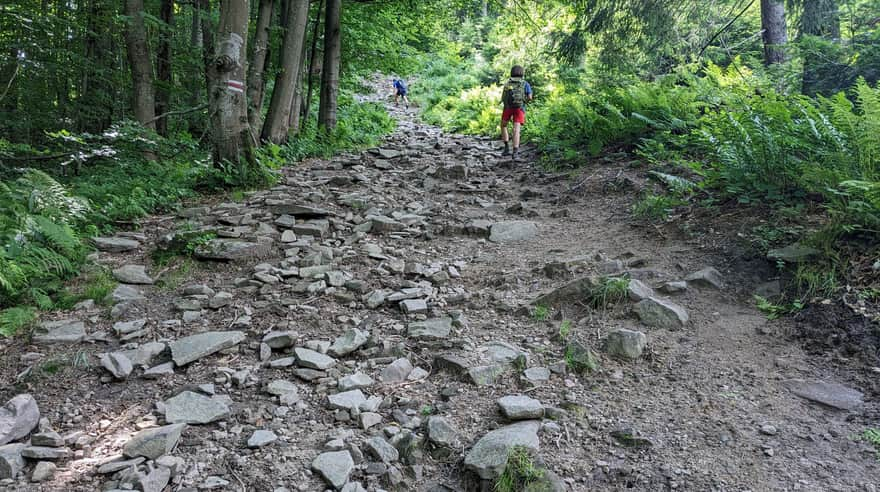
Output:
[861, 428, 880, 459]
[494, 446, 544, 492]
[532, 305, 550, 322]
[587, 277, 630, 309]
[564, 341, 599, 374]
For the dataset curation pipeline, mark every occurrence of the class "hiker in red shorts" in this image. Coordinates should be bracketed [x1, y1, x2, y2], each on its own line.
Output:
[500, 65, 533, 160]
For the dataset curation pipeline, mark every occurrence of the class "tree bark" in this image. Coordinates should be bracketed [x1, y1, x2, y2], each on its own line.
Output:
[318, 0, 340, 131]
[261, 0, 309, 143]
[289, 39, 306, 132]
[303, 0, 324, 127]
[123, 0, 156, 129]
[208, 0, 254, 167]
[246, 0, 274, 130]
[760, 0, 787, 65]
[801, 0, 840, 96]
[156, 0, 174, 136]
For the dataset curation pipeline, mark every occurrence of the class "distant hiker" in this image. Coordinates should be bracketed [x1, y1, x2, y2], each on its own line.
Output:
[392, 78, 410, 108]
[500, 65, 533, 159]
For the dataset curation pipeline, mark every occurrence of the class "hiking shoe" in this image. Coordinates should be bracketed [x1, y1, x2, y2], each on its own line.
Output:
[511, 149, 519, 160]
[501, 145, 510, 156]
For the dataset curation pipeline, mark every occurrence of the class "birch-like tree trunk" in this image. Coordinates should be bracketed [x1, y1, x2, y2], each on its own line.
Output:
[261, 0, 309, 143]
[760, 0, 787, 65]
[246, 0, 274, 130]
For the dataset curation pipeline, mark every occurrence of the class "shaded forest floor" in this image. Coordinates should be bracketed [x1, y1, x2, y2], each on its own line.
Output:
[0, 81, 878, 492]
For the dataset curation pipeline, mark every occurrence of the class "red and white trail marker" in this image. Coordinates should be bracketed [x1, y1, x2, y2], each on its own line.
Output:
[226, 80, 244, 93]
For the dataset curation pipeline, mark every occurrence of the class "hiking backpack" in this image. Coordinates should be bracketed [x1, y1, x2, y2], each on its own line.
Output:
[502, 78, 526, 109]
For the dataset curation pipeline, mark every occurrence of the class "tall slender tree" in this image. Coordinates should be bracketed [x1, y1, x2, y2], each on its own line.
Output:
[303, 0, 324, 127]
[801, 0, 840, 95]
[318, 0, 340, 130]
[246, 0, 274, 130]
[123, 0, 156, 129]
[261, 0, 309, 143]
[156, 0, 174, 136]
[208, 0, 254, 166]
[760, 0, 787, 65]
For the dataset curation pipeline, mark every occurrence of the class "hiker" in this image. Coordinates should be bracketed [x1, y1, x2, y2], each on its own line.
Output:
[500, 65, 533, 159]
[392, 77, 410, 108]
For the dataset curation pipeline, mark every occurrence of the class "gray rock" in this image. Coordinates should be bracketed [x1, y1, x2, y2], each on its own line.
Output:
[30, 461, 55, 482]
[266, 380, 299, 397]
[464, 421, 540, 480]
[468, 364, 507, 386]
[134, 465, 170, 492]
[269, 203, 331, 217]
[154, 455, 185, 476]
[338, 373, 374, 391]
[407, 318, 452, 340]
[96, 457, 145, 474]
[627, 279, 654, 301]
[328, 329, 369, 357]
[659, 281, 687, 294]
[30, 431, 63, 447]
[489, 221, 538, 243]
[0, 394, 40, 445]
[523, 367, 551, 382]
[195, 238, 272, 261]
[163, 392, 230, 424]
[294, 347, 336, 370]
[113, 319, 146, 336]
[93, 237, 140, 252]
[426, 417, 459, 448]
[0, 443, 25, 479]
[168, 331, 246, 366]
[380, 358, 413, 383]
[485, 341, 527, 365]
[685, 267, 725, 289]
[21, 446, 69, 460]
[33, 320, 86, 344]
[341, 482, 367, 492]
[112, 265, 154, 285]
[783, 379, 864, 410]
[122, 342, 166, 367]
[634, 297, 688, 329]
[400, 299, 427, 314]
[312, 450, 354, 490]
[532, 276, 600, 306]
[208, 292, 234, 309]
[364, 290, 388, 309]
[767, 243, 820, 263]
[262, 331, 297, 349]
[497, 395, 544, 420]
[328, 390, 366, 411]
[364, 436, 398, 463]
[112, 285, 145, 304]
[100, 352, 134, 380]
[359, 412, 382, 430]
[200, 476, 231, 489]
[183, 284, 215, 296]
[247, 430, 277, 448]
[604, 329, 647, 360]
[369, 215, 405, 234]
[142, 362, 174, 379]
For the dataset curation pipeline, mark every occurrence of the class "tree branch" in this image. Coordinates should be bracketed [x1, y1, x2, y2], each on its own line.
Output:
[144, 103, 208, 124]
[698, 0, 757, 58]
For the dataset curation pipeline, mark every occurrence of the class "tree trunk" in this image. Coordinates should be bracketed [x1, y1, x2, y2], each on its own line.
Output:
[760, 0, 787, 65]
[246, 0, 274, 130]
[261, 0, 309, 143]
[208, 0, 254, 167]
[303, 0, 324, 127]
[200, 0, 215, 103]
[481, 0, 488, 17]
[123, 0, 156, 129]
[289, 41, 306, 132]
[318, 0, 340, 131]
[801, 0, 840, 96]
[156, 0, 174, 136]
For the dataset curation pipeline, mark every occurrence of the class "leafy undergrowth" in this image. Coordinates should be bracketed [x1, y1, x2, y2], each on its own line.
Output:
[0, 96, 394, 337]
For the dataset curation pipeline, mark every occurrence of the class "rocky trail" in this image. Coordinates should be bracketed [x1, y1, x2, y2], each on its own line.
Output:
[1, 83, 877, 492]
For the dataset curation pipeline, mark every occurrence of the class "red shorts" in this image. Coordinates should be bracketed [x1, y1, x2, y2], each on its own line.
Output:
[502, 108, 525, 124]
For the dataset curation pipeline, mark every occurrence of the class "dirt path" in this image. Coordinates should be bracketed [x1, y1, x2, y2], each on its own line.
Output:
[1, 83, 877, 492]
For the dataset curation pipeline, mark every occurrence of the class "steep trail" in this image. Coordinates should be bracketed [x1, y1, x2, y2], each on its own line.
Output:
[0, 82, 876, 491]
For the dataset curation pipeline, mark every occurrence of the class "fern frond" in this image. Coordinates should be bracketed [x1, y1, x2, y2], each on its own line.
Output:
[0, 306, 36, 337]
[28, 215, 81, 256]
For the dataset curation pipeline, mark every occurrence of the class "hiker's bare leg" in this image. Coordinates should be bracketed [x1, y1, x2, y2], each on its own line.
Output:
[513, 122, 521, 149]
[501, 120, 509, 143]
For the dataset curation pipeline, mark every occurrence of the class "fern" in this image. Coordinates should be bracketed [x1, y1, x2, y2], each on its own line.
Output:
[0, 307, 36, 337]
[28, 215, 82, 256]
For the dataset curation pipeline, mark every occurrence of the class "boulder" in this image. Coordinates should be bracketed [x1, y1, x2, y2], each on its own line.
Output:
[604, 329, 647, 360]
[112, 265, 154, 285]
[633, 297, 688, 329]
[312, 450, 354, 490]
[685, 267, 725, 289]
[168, 331, 246, 366]
[33, 320, 86, 344]
[489, 221, 538, 243]
[497, 395, 544, 420]
[99, 352, 134, 380]
[464, 421, 540, 480]
[0, 394, 40, 445]
[163, 392, 230, 424]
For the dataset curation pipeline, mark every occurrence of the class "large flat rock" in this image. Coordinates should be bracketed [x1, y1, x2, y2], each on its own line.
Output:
[168, 331, 246, 366]
[164, 391, 230, 424]
[464, 421, 540, 480]
[33, 320, 86, 344]
[93, 237, 140, 252]
[783, 379, 864, 410]
[195, 239, 273, 261]
[112, 265, 154, 285]
[312, 450, 354, 490]
[489, 221, 538, 243]
[634, 297, 688, 329]
[123, 424, 186, 459]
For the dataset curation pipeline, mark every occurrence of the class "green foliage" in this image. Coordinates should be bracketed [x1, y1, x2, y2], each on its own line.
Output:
[564, 342, 599, 373]
[861, 428, 880, 459]
[495, 446, 544, 492]
[587, 277, 630, 309]
[754, 295, 804, 320]
[632, 193, 685, 220]
[532, 305, 550, 322]
[0, 307, 37, 337]
[558, 320, 572, 341]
